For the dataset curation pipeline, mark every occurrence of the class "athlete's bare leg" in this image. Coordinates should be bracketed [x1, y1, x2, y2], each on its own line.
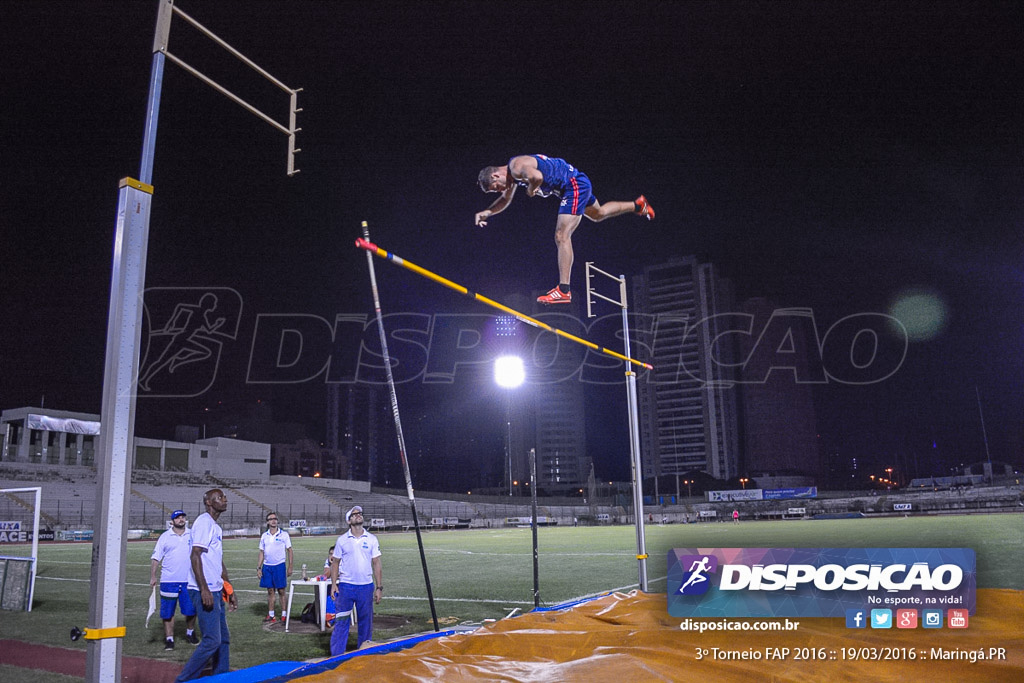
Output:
[554, 213, 583, 285]
[584, 199, 636, 222]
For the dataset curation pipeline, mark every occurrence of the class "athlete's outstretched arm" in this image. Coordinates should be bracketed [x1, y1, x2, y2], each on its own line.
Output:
[475, 183, 517, 226]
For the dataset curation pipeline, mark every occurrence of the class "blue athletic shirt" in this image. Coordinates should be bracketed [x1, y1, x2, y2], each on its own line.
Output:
[512, 155, 579, 198]
[512, 155, 596, 215]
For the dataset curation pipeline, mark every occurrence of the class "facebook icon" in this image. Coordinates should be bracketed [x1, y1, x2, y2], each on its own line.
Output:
[846, 609, 866, 629]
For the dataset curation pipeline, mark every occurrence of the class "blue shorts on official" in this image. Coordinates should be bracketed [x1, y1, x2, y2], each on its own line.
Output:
[260, 562, 287, 589]
[160, 582, 196, 619]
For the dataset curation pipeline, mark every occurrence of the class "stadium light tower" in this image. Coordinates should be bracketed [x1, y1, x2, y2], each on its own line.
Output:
[495, 356, 525, 496]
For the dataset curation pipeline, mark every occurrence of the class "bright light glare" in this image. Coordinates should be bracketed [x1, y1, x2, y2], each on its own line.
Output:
[888, 287, 948, 342]
[494, 355, 525, 388]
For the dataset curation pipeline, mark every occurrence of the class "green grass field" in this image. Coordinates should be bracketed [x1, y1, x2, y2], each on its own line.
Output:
[1, 513, 1020, 676]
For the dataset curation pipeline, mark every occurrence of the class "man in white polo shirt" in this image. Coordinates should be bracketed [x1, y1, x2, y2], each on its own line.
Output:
[329, 505, 382, 654]
[176, 489, 237, 682]
[256, 511, 293, 623]
[150, 509, 198, 650]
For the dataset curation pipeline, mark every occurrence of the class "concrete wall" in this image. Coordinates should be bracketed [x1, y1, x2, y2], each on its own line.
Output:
[196, 437, 270, 480]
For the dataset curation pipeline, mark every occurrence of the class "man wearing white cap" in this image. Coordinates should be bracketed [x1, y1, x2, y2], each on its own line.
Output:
[150, 510, 198, 650]
[329, 505, 382, 654]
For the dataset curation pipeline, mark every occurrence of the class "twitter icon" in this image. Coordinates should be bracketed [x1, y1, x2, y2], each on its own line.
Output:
[870, 609, 892, 629]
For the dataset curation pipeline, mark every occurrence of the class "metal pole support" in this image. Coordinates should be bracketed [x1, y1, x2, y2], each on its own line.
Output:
[86, 178, 153, 683]
[584, 263, 649, 591]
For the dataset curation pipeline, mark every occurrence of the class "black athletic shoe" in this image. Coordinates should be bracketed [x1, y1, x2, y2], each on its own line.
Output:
[164, 639, 174, 651]
[185, 632, 200, 645]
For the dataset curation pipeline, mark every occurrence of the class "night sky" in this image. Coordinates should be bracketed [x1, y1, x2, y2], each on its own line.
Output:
[2, 1, 1021, 488]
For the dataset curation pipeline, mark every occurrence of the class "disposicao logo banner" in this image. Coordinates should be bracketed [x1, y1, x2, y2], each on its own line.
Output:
[667, 548, 975, 618]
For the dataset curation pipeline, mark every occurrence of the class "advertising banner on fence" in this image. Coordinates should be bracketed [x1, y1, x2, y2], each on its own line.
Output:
[0, 521, 27, 543]
[668, 548, 976, 618]
[707, 490, 764, 502]
[763, 487, 818, 499]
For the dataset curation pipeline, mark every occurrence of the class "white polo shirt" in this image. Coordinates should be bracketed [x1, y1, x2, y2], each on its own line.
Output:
[332, 529, 381, 585]
[151, 527, 193, 583]
[187, 512, 224, 592]
[259, 528, 292, 567]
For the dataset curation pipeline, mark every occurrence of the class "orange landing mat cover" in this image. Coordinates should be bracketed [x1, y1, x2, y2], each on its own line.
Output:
[295, 589, 1023, 682]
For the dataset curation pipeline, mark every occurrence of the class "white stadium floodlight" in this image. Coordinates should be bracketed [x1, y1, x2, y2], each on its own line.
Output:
[494, 356, 525, 389]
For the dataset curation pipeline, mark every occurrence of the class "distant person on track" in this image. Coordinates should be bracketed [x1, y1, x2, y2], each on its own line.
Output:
[475, 154, 654, 305]
[329, 506, 383, 654]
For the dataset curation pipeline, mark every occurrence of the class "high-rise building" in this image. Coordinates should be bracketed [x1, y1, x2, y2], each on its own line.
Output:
[737, 298, 822, 484]
[326, 383, 386, 483]
[528, 305, 591, 494]
[633, 256, 740, 482]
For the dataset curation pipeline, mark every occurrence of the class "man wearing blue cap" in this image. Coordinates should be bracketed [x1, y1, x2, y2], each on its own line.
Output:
[151, 510, 198, 650]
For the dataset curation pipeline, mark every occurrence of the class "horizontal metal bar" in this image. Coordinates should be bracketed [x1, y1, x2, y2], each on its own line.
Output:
[162, 50, 291, 136]
[588, 289, 623, 308]
[172, 4, 295, 94]
[586, 262, 623, 283]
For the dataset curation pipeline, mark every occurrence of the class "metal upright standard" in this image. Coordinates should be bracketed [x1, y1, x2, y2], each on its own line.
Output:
[585, 262, 649, 592]
[88, 2, 302, 680]
[87, 178, 154, 681]
[529, 448, 540, 608]
[360, 222, 440, 632]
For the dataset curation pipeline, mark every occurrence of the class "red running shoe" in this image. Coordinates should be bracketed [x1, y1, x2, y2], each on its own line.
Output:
[635, 195, 655, 220]
[537, 286, 572, 305]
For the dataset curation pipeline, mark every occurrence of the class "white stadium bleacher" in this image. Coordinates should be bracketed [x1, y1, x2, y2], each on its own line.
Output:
[7, 459, 1017, 533]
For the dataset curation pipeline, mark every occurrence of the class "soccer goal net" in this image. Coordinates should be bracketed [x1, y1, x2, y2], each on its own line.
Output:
[0, 486, 42, 611]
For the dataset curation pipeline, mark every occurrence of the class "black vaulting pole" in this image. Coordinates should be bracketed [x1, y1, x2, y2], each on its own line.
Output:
[360, 221, 439, 631]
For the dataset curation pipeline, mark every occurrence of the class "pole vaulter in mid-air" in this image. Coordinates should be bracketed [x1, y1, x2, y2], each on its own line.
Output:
[475, 154, 654, 305]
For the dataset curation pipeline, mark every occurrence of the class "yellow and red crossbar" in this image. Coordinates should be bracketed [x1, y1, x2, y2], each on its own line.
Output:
[355, 238, 653, 371]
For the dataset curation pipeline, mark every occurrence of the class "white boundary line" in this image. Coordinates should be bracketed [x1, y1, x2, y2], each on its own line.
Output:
[35, 574, 669, 607]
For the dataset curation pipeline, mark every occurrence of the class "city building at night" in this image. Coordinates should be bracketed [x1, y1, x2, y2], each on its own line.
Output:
[632, 257, 740, 482]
